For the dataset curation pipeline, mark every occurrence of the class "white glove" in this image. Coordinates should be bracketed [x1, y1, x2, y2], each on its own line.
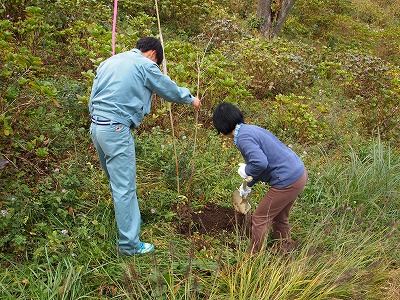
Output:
[239, 185, 251, 198]
[238, 163, 247, 179]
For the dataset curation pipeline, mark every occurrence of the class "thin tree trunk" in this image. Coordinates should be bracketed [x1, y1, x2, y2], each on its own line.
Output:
[273, 0, 295, 38]
[257, 0, 273, 37]
[257, 0, 295, 39]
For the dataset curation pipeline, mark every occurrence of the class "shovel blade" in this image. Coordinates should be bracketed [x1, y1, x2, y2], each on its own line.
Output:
[232, 190, 251, 214]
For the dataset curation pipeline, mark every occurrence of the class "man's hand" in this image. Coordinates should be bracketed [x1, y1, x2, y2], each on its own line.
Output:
[191, 97, 201, 110]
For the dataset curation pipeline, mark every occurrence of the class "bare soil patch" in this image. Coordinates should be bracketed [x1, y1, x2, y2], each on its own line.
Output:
[174, 202, 251, 238]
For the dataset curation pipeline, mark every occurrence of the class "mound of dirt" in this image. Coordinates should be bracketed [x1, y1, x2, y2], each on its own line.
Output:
[174, 202, 251, 238]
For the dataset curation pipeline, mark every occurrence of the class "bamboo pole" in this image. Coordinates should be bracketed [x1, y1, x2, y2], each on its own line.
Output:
[155, 0, 180, 194]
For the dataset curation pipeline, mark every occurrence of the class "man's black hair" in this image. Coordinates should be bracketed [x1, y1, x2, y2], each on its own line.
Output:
[136, 37, 164, 65]
[212, 102, 245, 135]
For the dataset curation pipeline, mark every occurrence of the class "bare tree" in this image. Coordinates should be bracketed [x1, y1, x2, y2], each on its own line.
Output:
[257, 0, 295, 39]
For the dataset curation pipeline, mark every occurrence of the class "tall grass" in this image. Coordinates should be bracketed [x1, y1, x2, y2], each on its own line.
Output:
[114, 138, 399, 299]
[1, 252, 94, 299]
[1, 139, 398, 299]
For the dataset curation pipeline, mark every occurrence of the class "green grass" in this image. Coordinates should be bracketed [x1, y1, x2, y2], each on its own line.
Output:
[1, 133, 399, 299]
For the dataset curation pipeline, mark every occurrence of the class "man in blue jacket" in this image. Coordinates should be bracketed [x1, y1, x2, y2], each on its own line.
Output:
[89, 37, 201, 255]
[213, 102, 307, 253]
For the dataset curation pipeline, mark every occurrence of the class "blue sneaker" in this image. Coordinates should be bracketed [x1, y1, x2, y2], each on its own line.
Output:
[134, 242, 154, 255]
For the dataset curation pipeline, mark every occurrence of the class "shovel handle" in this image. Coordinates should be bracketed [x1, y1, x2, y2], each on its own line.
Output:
[242, 176, 253, 189]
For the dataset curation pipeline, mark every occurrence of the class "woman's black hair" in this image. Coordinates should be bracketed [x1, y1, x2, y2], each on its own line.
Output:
[212, 102, 245, 135]
[136, 37, 164, 65]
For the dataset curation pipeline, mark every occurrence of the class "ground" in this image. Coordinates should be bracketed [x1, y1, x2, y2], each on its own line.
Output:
[173, 202, 301, 254]
[174, 202, 251, 241]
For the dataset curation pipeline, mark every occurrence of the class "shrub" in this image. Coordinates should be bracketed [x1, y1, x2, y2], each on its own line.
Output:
[159, 0, 213, 35]
[237, 38, 317, 99]
[267, 93, 329, 144]
[334, 52, 400, 142]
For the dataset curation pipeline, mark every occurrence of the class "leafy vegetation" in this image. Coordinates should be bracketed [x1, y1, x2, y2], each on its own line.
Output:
[1, 0, 399, 299]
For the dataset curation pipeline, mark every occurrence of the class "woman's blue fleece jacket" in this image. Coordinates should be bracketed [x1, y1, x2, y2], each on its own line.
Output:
[235, 124, 305, 188]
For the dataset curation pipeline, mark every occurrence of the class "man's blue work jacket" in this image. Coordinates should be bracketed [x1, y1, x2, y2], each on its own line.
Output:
[89, 49, 194, 128]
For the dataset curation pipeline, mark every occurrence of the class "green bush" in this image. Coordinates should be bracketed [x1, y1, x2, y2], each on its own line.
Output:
[159, 0, 212, 35]
[267, 93, 329, 144]
[333, 52, 400, 141]
[237, 38, 317, 99]
[0, 8, 60, 172]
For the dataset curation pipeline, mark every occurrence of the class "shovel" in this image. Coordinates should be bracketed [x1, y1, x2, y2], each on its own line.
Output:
[232, 176, 252, 214]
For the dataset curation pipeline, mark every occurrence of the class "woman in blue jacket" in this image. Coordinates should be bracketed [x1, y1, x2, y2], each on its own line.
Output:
[213, 102, 307, 253]
[89, 37, 201, 255]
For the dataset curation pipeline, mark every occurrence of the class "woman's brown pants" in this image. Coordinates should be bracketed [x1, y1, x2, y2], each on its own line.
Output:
[250, 170, 308, 252]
